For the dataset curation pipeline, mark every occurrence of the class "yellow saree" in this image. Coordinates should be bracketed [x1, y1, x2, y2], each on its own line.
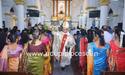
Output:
[44, 42, 52, 75]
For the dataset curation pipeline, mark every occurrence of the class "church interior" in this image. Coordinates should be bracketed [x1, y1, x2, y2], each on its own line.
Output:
[0, 0, 125, 75]
[0, 0, 125, 29]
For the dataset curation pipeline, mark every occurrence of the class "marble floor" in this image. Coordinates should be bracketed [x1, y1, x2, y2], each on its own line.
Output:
[53, 61, 73, 75]
[52, 57, 83, 75]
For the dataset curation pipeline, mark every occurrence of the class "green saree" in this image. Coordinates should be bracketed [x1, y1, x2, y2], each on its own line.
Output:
[26, 53, 45, 75]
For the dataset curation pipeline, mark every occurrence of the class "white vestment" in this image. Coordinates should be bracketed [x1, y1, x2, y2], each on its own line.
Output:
[60, 32, 76, 67]
[52, 31, 61, 60]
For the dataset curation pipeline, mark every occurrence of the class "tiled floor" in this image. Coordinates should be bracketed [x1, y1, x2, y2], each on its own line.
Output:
[53, 61, 73, 75]
[53, 57, 83, 75]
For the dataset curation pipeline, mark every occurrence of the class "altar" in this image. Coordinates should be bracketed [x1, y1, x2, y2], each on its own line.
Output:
[51, 0, 71, 26]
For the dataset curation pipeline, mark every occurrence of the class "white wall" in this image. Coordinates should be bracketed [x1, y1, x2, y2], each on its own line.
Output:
[2, 0, 16, 29]
[109, 0, 124, 28]
[40, 0, 52, 21]
[71, 0, 83, 22]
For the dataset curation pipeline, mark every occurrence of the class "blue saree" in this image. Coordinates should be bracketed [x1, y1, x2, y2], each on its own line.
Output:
[88, 42, 110, 75]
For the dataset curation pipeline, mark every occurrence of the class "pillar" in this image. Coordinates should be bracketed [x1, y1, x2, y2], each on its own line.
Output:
[65, 0, 67, 17]
[85, 0, 96, 29]
[53, 0, 55, 16]
[56, 0, 58, 17]
[82, 14, 87, 29]
[68, 0, 70, 16]
[0, 0, 2, 28]
[52, 0, 57, 21]
[123, 0, 125, 31]
[14, 0, 25, 31]
[82, 0, 88, 29]
[36, 0, 41, 11]
[100, 0, 109, 28]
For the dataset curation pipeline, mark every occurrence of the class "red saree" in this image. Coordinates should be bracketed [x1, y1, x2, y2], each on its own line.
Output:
[110, 40, 125, 71]
[79, 37, 88, 72]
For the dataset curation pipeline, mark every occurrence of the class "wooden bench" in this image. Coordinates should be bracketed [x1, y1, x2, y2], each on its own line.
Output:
[0, 72, 32, 75]
[102, 71, 125, 75]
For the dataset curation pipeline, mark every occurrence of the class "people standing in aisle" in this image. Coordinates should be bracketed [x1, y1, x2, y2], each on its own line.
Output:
[75, 31, 81, 62]
[26, 25, 53, 75]
[87, 29, 94, 43]
[18, 29, 29, 72]
[71, 30, 81, 75]
[102, 25, 113, 43]
[0, 28, 8, 54]
[87, 29, 110, 75]
[26, 29, 46, 75]
[40, 29, 52, 75]
[0, 31, 22, 72]
[79, 29, 88, 75]
[58, 21, 76, 70]
[52, 26, 62, 61]
[109, 27, 125, 72]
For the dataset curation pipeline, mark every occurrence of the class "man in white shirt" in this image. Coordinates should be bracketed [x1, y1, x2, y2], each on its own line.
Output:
[102, 25, 113, 43]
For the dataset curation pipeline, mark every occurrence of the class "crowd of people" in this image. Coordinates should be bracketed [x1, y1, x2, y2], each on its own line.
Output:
[0, 21, 125, 75]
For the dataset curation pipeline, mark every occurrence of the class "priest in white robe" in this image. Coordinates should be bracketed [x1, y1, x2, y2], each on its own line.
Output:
[52, 26, 62, 60]
[59, 21, 76, 70]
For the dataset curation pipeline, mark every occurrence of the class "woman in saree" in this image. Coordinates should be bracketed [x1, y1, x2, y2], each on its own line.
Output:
[40, 30, 52, 75]
[79, 29, 88, 74]
[18, 29, 29, 72]
[27, 29, 46, 75]
[87, 29, 110, 75]
[27, 29, 51, 75]
[109, 27, 125, 71]
[0, 32, 22, 72]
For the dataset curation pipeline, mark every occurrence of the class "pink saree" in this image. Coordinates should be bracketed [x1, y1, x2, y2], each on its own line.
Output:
[0, 45, 22, 72]
[41, 36, 52, 75]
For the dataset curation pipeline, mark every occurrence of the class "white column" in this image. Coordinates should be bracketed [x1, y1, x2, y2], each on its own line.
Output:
[99, 0, 109, 28]
[123, 0, 125, 31]
[0, 0, 2, 28]
[82, 0, 87, 29]
[41, 16, 44, 24]
[16, 5, 24, 31]
[82, 14, 87, 29]
[100, 6, 109, 28]
[36, 0, 41, 11]
[85, 0, 96, 30]
[79, 16, 82, 27]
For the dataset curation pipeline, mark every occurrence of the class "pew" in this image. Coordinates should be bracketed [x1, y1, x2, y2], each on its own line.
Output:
[102, 71, 125, 75]
[0, 72, 32, 75]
